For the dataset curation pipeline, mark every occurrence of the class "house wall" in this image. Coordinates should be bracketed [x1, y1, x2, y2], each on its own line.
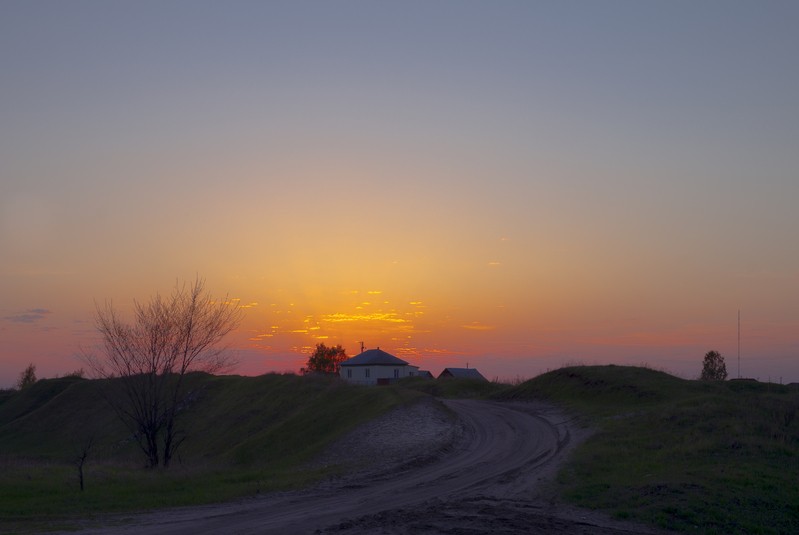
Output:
[340, 365, 419, 385]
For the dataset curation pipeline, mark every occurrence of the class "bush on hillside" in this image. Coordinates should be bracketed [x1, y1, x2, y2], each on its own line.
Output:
[700, 350, 728, 381]
[16, 364, 37, 390]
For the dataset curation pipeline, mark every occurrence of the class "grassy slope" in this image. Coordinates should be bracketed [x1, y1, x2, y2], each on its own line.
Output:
[499, 365, 799, 534]
[0, 373, 422, 526]
[7, 367, 797, 533]
[0, 377, 126, 460]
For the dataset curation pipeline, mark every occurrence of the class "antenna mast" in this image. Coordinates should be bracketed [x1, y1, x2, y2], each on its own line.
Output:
[738, 309, 741, 379]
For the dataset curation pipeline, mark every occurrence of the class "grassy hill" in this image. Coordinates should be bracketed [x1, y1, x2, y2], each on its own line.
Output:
[4, 366, 798, 534]
[498, 365, 799, 534]
[0, 373, 422, 527]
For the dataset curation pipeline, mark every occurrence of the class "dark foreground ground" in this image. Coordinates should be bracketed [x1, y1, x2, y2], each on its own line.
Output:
[64, 400, 664, 534]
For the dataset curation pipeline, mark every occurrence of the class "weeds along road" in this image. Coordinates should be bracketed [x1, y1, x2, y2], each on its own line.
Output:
[82, 400, 575, 534]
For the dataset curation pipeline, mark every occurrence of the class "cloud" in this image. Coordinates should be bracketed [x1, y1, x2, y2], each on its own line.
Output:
[5, 309, 52, 323]
[248, 333, 274, 341]
[321, 312, 408, 324]
[462, 322, 495, 331]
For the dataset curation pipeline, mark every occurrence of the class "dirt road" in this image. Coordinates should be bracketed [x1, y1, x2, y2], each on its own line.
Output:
[76, 400, 659, 534]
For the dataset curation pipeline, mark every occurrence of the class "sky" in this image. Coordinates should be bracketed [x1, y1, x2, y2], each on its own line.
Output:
[2, 1, 798, 387]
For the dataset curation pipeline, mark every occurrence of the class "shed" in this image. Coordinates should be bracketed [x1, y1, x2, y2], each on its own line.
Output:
[438, 367, 487, 381]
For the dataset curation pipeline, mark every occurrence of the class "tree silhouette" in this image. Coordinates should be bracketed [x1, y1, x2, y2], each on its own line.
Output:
[16, 363, 37, 390]
[304, 343, 348, 375]
[700, 350, 728, 381]
[86, 278, 243, 468]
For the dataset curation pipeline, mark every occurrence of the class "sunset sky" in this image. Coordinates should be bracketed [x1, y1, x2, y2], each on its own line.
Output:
[2, 1, 798, 387]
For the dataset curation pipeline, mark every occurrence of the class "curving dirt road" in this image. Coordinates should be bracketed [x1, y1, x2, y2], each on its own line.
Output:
[75, 400, 659, 534]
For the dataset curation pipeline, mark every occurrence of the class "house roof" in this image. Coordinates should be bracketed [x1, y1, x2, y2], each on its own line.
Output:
[340, 348, 409, 367]
[438, 367, 487, 381]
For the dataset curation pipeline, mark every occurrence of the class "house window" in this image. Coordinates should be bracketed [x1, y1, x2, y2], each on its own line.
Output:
[365, 368, 370, 378]
[347, 369, 352, 378]
[394, 369, 399, 379]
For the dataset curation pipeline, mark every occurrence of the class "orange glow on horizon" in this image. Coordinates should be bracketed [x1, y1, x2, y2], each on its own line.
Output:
[234, 284, 491, 369]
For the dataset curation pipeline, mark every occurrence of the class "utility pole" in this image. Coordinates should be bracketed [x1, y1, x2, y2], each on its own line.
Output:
[738, 309, 741, 379]
[359, 341, 365, 354]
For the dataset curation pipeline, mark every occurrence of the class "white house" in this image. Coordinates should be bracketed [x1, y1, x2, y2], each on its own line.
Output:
[339, 348, 419, 386]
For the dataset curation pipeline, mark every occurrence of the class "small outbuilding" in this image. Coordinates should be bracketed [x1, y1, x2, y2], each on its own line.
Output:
[438, 367, 487, 381]
[339, 348, 419, 386]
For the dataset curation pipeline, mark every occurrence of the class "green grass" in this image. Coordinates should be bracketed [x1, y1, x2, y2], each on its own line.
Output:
[499, 365, 799, 534]
[0, 373, 422, 530]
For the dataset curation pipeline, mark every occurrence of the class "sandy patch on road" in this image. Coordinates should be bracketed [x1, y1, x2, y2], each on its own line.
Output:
[312, 397, 462, 476]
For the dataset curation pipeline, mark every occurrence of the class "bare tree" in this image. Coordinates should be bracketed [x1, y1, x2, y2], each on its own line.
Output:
[71, 434, 95, 491]
[87, 278, 243, 468]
